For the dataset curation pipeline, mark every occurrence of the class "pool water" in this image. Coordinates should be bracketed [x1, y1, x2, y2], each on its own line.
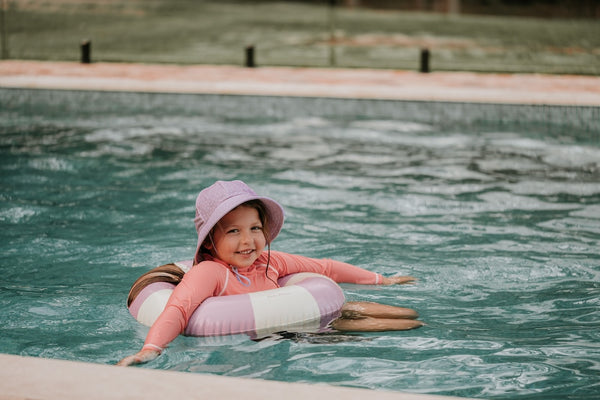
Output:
[1, 89, 599, 400]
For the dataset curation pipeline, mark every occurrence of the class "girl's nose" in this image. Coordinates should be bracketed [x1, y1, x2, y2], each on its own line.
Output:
[240, 230, 251, 244]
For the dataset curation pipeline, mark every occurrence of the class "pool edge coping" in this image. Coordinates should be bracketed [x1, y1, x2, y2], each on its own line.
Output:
[1, 60, 600, 107]
[0, 353, 476, 400]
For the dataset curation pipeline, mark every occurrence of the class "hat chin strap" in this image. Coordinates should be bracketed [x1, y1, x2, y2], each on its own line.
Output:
[229, 243, 274, 288]
[231, 266, 252, 287]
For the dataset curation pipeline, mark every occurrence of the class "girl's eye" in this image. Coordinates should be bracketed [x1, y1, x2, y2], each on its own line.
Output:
[227, 229, 239, 234]
[251, 226, 263, 231]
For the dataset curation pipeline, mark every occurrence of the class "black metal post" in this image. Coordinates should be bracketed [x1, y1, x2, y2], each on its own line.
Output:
[420, 48, 430, 73]
[81, 40, 91, 64]
[0, 0, 8, 59]
[245, 45, 255, 67]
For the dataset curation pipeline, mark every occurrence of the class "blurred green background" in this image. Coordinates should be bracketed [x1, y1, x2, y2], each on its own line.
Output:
[2, 0, 599, 75]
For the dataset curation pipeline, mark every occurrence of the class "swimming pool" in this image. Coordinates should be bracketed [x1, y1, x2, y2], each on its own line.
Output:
[1, 88, 598, 400]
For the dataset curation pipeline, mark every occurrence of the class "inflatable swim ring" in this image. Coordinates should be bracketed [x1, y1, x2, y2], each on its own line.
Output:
[127, 261, 345, 339]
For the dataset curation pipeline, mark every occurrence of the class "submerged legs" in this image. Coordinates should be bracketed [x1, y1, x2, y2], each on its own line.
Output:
[332, 301, 423, 332]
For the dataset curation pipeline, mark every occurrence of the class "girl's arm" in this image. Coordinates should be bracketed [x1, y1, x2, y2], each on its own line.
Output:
[117, 262, 225, 366]
[268, 251, 414, 285]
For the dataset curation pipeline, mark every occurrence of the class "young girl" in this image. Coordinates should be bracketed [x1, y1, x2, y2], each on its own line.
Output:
[118, 180, 422, 366]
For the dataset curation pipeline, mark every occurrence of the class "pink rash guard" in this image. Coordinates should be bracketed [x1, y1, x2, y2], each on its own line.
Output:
[142, 251, 382, 351]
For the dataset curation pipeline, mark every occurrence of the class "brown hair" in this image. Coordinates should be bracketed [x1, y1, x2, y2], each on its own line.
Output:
[126, 263, 185, 307]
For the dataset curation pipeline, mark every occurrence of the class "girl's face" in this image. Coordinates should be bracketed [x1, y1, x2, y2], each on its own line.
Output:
[208, 205, 267, 269]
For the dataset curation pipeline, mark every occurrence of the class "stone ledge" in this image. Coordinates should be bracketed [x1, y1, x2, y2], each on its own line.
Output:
[1, 60, 599, 106]
[0, 354, 473, 400]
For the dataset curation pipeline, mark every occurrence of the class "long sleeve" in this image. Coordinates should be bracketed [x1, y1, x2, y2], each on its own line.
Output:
[142, 261, 226, 351]
[268, 251, 382, 284]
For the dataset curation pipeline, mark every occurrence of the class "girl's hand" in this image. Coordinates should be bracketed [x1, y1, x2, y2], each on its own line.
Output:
[116, 349, 160, 366]
[381, 276, 416, 285]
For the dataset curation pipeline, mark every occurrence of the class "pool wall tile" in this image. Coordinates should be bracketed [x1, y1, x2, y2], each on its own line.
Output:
[1, 88, 598, 135]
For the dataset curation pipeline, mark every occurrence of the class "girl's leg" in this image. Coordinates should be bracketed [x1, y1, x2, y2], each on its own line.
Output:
[332, 301, 423, 332]
[341, 301, 419, 320]
[332, 317, 423, 332]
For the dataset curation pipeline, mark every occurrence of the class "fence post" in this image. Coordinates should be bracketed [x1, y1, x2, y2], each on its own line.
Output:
[245, 45, 255, 67]
[420, 48, 430, 73]
[81, 40, 91, 64]
[1, 0, 8, 59]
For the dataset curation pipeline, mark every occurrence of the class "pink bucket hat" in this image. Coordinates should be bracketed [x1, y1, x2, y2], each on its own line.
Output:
[193, 180, 284, 264]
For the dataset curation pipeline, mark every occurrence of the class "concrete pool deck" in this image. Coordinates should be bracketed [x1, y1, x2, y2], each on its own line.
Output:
[0, 353, 472, 400]
[1, 60, 600, 106]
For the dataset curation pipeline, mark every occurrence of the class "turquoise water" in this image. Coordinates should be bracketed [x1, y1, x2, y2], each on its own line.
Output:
[1, 89, 599, 399]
